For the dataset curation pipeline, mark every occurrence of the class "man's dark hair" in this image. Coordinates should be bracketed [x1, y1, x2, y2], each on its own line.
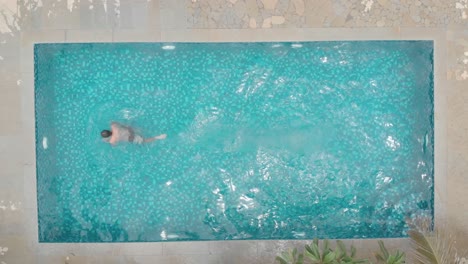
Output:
[101, 130, 112, 138]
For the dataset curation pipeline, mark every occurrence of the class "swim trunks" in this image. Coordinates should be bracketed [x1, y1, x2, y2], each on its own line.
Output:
[128, 128, 144, 144]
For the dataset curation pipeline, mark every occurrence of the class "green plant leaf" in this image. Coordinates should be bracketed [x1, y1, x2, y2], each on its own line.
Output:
[281, 251, 293, 262]
[378, 240, 389, 260]
[323, 240, 330, 254]
[335, 244, 343, 260]
[375, 252, 385, 263]
[311, 243, 321, 259]
[305, 248, 321, 263]
[337, 240, 347, 255]
[408, 230, 439, 264]
[323, 251, 336, 263]
[394, 251, 405, 263]
[305, 245, 314, 255]
[297, 253, 304, 264]
[351, 245, 357, 258]
[276, 256, 288, 264]
[355, 259, 369, 264]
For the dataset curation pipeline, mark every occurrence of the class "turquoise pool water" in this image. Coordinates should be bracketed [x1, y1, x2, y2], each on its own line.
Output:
[35, 42, 433, 242]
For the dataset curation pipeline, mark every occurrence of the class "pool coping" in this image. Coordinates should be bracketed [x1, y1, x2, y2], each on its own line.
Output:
[20, 27, 447, 255]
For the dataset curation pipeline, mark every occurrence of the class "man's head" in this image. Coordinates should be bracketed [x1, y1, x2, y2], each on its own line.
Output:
[101, 130, 112, 138]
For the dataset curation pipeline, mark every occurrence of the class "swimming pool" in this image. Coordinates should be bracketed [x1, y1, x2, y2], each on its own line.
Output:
[35, 41, 433, 242]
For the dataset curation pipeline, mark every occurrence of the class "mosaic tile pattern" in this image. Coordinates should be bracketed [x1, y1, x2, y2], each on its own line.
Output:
[35, 42, 433, 242]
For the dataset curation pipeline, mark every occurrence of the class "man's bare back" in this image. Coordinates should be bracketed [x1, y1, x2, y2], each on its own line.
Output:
[101, 122, 166, 145]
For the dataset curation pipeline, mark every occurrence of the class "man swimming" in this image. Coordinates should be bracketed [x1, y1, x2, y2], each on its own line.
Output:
[101, 122, 167, 145]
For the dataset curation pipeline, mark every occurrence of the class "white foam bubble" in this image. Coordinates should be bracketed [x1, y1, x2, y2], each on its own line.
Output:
[162, 45, 176, 50]
[160, 230, 167, 240]
[42, 137, 48, 149]
[291, 43, 303, 48]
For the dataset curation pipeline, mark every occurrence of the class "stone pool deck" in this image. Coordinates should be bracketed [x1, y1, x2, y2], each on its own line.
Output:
[0, 0, 467, 263]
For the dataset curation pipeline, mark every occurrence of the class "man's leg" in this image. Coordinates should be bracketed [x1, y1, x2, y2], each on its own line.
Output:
[144, 134, 167, 143]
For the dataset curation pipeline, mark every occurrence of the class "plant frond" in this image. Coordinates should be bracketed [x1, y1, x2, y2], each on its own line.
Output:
[409, 227, 459, 264]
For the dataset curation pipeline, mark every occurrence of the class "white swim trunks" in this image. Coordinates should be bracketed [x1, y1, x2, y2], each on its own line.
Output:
[132, 134, 144, 144]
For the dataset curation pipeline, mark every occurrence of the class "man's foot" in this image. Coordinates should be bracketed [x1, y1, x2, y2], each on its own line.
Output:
[155, 134, 167, 140]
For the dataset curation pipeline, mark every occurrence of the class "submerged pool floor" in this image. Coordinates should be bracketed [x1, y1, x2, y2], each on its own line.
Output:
[35, 41, 433, 242]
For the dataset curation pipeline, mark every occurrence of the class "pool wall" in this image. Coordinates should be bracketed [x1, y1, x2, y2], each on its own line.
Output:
[0, 1, 466, 262]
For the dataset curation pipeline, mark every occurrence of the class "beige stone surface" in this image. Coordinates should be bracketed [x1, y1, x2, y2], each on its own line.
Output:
[292, 0, 305, 16]
[262, 17, 272, 28]
[261, 0, 278, 10]
[249, 17, 257, 28]
[0, 90, 21, 135]
[0, 72, 21, 136]
[186, 0, 468, 29]
[66, 30, 113, 42]
[112, 30, 161, 42]
[0, 0, 467, 262]
[271, 15, 286, 25]
[447, 79, 468, 247]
